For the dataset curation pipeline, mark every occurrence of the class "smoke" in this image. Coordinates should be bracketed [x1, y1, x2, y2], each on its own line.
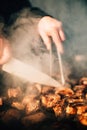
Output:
[5, 8, 60, 79]
[2, 0, 87, 87]
[30, 0, 87, 79]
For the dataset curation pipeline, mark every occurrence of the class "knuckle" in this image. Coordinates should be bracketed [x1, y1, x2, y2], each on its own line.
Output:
[51, 21, 63, 29]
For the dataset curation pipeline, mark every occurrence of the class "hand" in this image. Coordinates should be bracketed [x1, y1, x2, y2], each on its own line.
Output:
[38, 16, 65, 53]
[0, 38, 11, 65]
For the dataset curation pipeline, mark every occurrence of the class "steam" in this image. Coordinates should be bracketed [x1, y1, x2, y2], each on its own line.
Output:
[6, 8, 61, 79]
[30, 0, 87, 79]
[2, 0, 87, 89]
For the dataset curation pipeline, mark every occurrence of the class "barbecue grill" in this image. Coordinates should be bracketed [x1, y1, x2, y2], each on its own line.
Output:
[0, 70, 87, 130]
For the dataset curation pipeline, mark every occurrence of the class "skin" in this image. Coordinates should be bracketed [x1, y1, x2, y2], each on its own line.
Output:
[0, 16, 65, 65]
[0, 38, 12, 65]
[38, 16, 65, 52]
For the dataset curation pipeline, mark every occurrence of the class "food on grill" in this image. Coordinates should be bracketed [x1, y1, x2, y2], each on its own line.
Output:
[55, 87, 74, 97]
[65, 106, 76, 115]
[41, 94, 60, 108]
[78, 113, 87, 126]
[11, 102, 24, 110]
[0, 75, 87, 130]
[1, 108, 21, 124]
[0, 98, 3, 106]
[22, 95, 40, 115]
[7, 87, 22, 98]
[22, 112, 47, 126]
[53, 104, 63, 117]
[79, 77, 87, 85]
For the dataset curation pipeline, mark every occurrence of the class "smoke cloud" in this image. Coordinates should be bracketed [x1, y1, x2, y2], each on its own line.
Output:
[6, 8, 59, 79]
[2, 0, 87, 86]
[30, 0, 87, 80]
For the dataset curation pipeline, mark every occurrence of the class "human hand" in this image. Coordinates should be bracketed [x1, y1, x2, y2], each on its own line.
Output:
[38, 16, 65, 53]
[0, 38, 11, 65]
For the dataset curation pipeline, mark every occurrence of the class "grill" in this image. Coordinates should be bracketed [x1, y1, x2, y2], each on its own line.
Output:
[0, 71, 87, 130]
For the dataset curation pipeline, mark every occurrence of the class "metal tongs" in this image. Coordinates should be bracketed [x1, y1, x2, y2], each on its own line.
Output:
[56, 48, 65, 85]
[49, 44, 65, 86]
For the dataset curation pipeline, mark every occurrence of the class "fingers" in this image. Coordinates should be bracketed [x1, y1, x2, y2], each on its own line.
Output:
[59, 28, 65, 41]
[51, 29, 64, 53]
[39, 29, 65, 53]
[38, 16, 65, 53]
[56, 21, 65, 41]
[39, 31, 51, 50]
